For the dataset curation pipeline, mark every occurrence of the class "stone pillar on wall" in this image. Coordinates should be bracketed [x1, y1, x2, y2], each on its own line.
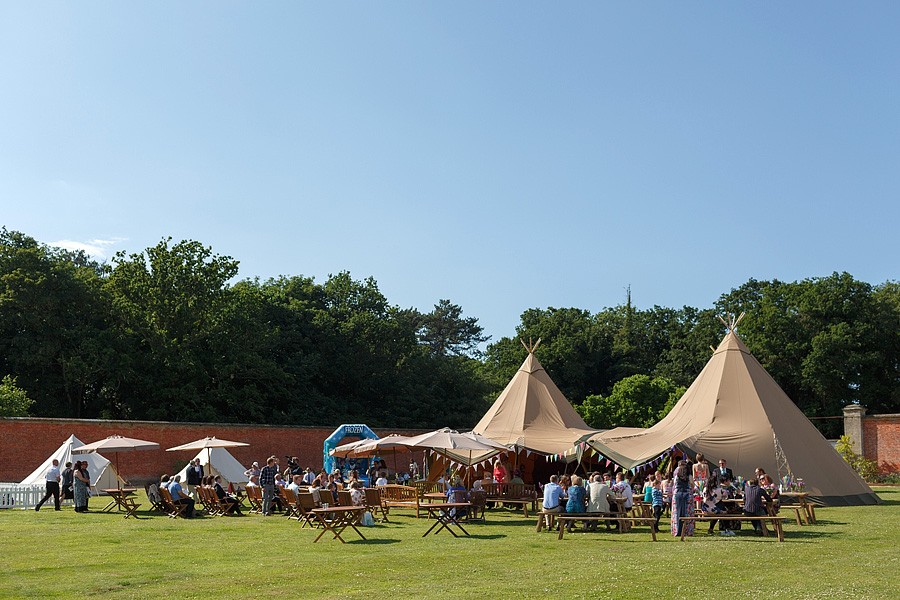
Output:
[843, 404, 866, 455]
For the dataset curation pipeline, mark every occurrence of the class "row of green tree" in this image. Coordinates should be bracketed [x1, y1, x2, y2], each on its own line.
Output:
[2, 228, 897, 436]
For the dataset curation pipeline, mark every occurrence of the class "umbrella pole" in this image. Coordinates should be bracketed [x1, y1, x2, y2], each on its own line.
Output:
[116, 452, 121, 490]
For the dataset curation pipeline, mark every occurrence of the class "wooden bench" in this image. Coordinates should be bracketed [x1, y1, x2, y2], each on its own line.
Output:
[680, 515, 789, 541]
[535, 511, 659, 540]
[378, 484, 422, 518]
[559, 514, 659, 541]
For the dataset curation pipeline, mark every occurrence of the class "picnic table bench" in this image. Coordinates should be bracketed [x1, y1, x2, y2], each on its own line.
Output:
[680, 514, 790, 541]
[378, 484, 423, 517]
[535, 511, 659, 540]
[101, 488, 141, 519]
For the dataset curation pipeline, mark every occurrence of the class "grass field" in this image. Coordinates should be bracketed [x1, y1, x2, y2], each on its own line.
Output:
[2, 487, 898, 599]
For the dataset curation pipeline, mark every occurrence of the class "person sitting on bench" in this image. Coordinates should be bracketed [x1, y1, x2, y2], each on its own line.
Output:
[743, 479, 772, 534]
[564, 475, 587, 531]
[542, 475, 566, 529]
[586, 474, 614, 531]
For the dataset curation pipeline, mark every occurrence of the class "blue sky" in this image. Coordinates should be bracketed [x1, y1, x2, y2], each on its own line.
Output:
[2, 3, 898, 342]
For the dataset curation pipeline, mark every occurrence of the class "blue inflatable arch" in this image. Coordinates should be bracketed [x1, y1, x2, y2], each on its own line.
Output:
[322, 424, 379, 477]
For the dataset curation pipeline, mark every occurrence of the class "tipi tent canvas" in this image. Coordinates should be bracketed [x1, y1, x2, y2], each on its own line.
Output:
[174, 447, 248, 487]
[20, 434, 122, 491]
[584, 326, 880, 506]
[470, 346, 598, 457]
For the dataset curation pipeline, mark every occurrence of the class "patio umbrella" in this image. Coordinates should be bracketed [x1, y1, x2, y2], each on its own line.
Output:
[166, 436, 250, 475]
[397, 428, 508, 485]
[347, 434, 416, 479]
[73, 435, 160, 489]
[330, 437, 378, 458]
[348, 434, 415, 457]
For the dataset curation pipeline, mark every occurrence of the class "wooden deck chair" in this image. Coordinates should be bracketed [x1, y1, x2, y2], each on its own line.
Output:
[296, 492, 320, 529]
[206, 486, 227, 516]
[246, 485, 263, 514]
[281, 488, 302, 520]
[146, 483, 166, 514]
[364, 488, 388, 522]
[159, 486, 188, 519]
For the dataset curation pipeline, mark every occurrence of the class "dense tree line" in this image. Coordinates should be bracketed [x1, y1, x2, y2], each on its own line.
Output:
[2, 228, 898, 436]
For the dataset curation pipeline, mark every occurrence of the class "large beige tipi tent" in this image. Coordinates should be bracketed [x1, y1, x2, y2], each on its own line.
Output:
[584, 324, 879, 506]
[472, 344, 598, 456]
[20, 434, 123, 491]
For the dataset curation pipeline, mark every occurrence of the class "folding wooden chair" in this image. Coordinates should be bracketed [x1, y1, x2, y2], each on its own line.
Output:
[194, 486, 212, 515]
[205, 487, 227, 516]
[296, 492, 321, 529]
[121, 494, 142, 519]
[159, 487, 188, 519]
[365, 488, 389, 522]
[146, 484, 166, 514]
[246, 486, 263, 514]
[281, 488, 302, 520]
[337, 490, 353, 507]
[467, 489, 487, 523]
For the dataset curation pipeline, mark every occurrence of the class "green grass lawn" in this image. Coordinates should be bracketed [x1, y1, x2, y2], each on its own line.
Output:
[2, 487, 899, 599]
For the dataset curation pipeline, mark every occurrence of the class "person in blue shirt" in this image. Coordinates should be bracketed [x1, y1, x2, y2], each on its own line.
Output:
[169, 475, 196, 518]
[564, 475, 587, 532]
[542, 475, 566, 529]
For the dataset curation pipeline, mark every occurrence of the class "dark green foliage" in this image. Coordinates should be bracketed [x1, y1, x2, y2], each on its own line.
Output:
[1, 227, 897, 434]
[575, 375, 684, 430]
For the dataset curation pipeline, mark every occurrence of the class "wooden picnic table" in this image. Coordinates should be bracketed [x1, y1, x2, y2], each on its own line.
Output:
[553, 513, 659, 541]
[423, 492, 448, 503]
[309, 506, 367, 543]
[680, 515, 789, 541]
[779, 492, 816, 524]
[422, 503, 472, 537]
[100, 488, 141, 518]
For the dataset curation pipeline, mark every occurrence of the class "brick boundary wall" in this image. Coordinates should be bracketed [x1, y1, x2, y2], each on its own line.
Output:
[0, 417, 428, 484]
[862, 414, 900, 474]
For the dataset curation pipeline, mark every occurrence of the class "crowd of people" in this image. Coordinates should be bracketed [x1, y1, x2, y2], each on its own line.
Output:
[34, 459, 92, 513]
[32, 448, 783, 537]
[531, 452, 783, 538]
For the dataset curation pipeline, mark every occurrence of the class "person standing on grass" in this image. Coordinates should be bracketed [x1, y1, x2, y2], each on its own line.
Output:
[259, 456, 278, 516]
[73, 461, 91, 513]
[650, 479, 665, 533]
[35, 459, 61, 511]
[671, 460, 694, 537]
[185, 458, 204, 497]
[61, 461, 74, 502]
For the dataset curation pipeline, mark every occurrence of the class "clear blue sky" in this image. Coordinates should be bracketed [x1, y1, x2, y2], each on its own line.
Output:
[2, 3, 898, 342]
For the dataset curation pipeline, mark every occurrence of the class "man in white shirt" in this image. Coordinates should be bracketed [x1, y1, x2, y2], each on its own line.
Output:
[35, 459, 62, 511]
[375, 471, 389, 487]
[613, 473, 634, 511]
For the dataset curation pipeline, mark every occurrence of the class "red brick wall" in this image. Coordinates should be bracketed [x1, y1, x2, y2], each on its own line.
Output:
[862, 415, 900, 474]
[0, 417, 426, 484]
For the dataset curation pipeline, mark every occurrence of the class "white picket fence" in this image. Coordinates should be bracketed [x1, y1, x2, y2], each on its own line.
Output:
[0, 483, 47, 509]
[0, 483, 92, 509]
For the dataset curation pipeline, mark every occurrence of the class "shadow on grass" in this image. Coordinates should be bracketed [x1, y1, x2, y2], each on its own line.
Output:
[346, 538, 402, 545]
[467, 533, 507, 540]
